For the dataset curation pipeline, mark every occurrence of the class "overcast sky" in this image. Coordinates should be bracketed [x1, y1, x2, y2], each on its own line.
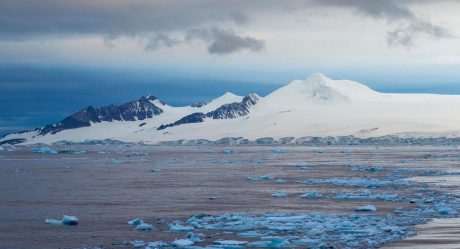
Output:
[1, 0, 460, 134]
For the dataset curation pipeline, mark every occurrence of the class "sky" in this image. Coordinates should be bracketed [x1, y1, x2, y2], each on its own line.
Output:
[1, 0, 460, 135]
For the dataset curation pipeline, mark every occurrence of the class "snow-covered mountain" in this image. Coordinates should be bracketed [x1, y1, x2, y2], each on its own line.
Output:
[3, 73, 460, 145]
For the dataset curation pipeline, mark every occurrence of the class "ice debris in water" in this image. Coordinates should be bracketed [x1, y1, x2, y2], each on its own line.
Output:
[214, 240, 248, 246]
[335, 190, 401, 201]
[247, 175, 274, 181]
[131, 240, 146, 248]
[45, 215, 79, 225]
[271, 149, 285, 154]
[57, 149, 86, 154]
[248, 237, 291, 248]
[272, 193, 288, 198]
[187, 232, 205, 242]
[128, 218, 154, 231]
[0, 145, 3, 151]
[169, 221, 195, 232]
[299, 192, 323, 198]
[223, 149, 234, 154]
[183, 211, 417, 248]
[299, 178, 414, 188]
[355, 205, 377, 212]
[351, 166, 384, 172]
[32, 147, 58, 154]
[145, 241, 169, 249]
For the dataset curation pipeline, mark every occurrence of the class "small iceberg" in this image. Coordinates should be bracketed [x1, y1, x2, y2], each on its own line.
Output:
[128, 218, 154, 231]
[271, 193, 288, 198]
[45, 215, 79, 225]
[355, 205, 377, 212]
[134, 223, 154, 231]
[172, 238, 195, 247]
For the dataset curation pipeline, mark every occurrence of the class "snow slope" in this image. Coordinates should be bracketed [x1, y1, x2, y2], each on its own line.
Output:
[3, 73, 460, 144]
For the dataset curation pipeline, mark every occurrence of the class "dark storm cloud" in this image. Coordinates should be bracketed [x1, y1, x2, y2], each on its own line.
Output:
[0, 0, 249, 39]
[136, 28, 265, 54]
[186, 28, 265, 54]
[387, 19, 454, 47]
[309, 0, 414, 20]
[309, 0, 455, 47]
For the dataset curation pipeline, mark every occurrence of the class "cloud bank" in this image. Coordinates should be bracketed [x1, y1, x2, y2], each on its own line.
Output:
[0, 0, 456, 52]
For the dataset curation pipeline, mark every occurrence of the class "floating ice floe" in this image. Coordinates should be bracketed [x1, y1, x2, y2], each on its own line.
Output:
[355, 205, 377, 212]
[45, 215, 79, 225]
[214, 240, 248, 246]
[128, 218, 144, 225]
[187, 232, 205, 242]
[172, 238, 195, 247]
[223, 149, 234, 154]
[32, 147, 58, 154]
[135, 223, 154, 231]
[274, 179, 286, 184]
[271, 149, 285, 154]
[151, 168, 161, 172]
[128, 218, 154, 231]
[259, 176, 272, 180]
[271, 193, 288, 198]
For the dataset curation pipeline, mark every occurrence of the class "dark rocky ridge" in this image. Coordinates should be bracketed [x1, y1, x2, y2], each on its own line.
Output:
[39, 95, 163, 135]
[157, 94, 260, 130]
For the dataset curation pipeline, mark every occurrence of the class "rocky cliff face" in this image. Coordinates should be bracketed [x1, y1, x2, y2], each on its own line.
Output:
[39, 96, 163, 135]
[157, 93, 260, 130]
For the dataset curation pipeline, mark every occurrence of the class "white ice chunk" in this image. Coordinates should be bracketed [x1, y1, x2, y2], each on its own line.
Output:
[172, 238, 195, 247]
[128, 218, 144, 225]
[355, 205, 377, 212]
[45, 215, 79, 225]
[271, 193, 288, 198]
[214, 240, 248, 246]
[135, 222, 154, 231]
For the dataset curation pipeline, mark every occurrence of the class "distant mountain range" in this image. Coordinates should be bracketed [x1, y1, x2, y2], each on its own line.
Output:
[3, 73, 460, 145]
